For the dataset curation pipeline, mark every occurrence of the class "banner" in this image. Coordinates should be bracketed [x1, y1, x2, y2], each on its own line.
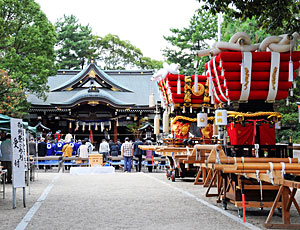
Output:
[11, 118, 26, 188]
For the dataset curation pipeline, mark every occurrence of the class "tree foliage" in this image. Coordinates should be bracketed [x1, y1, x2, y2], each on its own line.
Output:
[0, 69, 29, 118]
[55, 14, 95, 70]
[94, 34, 162, 70]
[0, 0, 57, 100]
[199, 0, 300, 33]
[221, 14, 270, 43]
[163, 9, 217, 75]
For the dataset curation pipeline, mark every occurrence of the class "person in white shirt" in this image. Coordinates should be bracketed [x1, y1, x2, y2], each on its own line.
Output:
[99, 139, 110, 162]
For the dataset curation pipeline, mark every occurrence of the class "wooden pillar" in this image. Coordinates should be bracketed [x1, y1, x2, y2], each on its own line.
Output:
[282, 186, 291, 225]
[114, 120, 118, 143]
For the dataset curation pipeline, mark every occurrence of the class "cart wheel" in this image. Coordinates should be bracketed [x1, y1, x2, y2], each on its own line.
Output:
[238, 208, 243, 218]
[171, 171, 175, 182]
[222, 201, 227, 210]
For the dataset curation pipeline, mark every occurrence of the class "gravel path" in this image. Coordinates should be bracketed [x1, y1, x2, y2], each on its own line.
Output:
[1, 167, 300, 230]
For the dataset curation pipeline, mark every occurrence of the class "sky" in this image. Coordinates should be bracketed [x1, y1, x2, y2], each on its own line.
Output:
[35, 0, 200, 61]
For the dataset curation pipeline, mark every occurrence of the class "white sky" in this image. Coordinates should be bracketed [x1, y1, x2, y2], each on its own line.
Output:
[35, 0, 200, 61]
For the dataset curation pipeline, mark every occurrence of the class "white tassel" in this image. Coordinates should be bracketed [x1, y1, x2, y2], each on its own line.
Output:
[286, 97, 289, 106]
[154, 114, 160, 135]
[289, 60, 294, 82]
[88, 123, 91, 131]
[190, 106, 192, 113]
[75, 122, 79, 131]
[209, 76, 213, 96]
[194, 74, 198, 93]
[149, 93, 155, 107]
[182, 106, 186, 113]
[202, 107, 204, 113]
[82, 122, 85, 131]
[240, 62, 245, 84]
[116, 119, 119, 127]
[227, 99, 230, 106]
[290, 89, 294, 97]
[177, 75, 181, 94]
[162, 110, 169, 133]
[69, 122, 72, 129]
[109, 121, 111, 130]
[95, 123, 98, 131]
[101, 122, 104, 132]
[294, 81, 297, 88]
[208, 108, 210, 114]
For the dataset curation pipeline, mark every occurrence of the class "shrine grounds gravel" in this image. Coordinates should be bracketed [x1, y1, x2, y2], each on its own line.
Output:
[0, 152, 299, 230]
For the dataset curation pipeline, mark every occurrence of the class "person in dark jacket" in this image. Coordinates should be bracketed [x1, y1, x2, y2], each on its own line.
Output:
[133, 138, 144, 172]
[110, 141, 119, 156]
[38, 138, 47, 157]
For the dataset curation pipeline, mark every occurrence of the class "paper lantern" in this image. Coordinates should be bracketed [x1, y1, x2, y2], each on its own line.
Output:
[215, 109, 227, 125]
[154, 114, 160, 135]
[162, 110, 169, 133]
[197, 113, 208, 127]
[149, 93, 155, 107]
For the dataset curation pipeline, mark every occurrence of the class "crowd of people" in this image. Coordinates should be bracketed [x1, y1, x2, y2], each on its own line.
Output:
[0, 131, 157, 179]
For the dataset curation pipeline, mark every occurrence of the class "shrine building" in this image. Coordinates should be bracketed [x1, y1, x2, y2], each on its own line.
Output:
[26, 62, 159, 145]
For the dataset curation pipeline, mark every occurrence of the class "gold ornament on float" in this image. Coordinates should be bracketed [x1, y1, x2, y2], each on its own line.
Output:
[192, 83, 205, 96]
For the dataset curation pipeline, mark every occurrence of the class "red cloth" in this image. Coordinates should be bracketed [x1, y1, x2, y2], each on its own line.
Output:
[220, 90, 288, 101]
[259, 123, 275, 145]
[219, 61, 300, 72]
[227, 123, 254, 145]
[173, 99, 203, 104]
[215, 51, 300, 63]
[224, 81, 292, 91]
[227, 123, 237, 145]
[220, 72, 296, 81]
[166, 74, 207, 81]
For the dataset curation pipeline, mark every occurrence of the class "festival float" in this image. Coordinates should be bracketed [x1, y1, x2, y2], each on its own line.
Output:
[141, 32, 300, 228]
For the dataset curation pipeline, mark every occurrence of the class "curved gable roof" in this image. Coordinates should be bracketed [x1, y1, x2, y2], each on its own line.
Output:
[50, 89, 134, 108]
[51, 63, 132, 92]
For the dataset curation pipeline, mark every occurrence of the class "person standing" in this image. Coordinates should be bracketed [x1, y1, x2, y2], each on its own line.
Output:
[84, 138, 93, 155]
[99, 139, 110, 162]
[38, 138, 47, 157]
[78, 140, 89, 166]
[62, 141, 73, 170]
[110, 141, 119, 157]
[133, 138, 144, 172]
[121, 137, 133, 173]
[46, 140, 55, 156]
[28, 138, 37, 156]
[0, 134, 12, 183]
[55, 139, 64, 156]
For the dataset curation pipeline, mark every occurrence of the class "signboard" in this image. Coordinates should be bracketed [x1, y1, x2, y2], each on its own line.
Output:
[11, 118, 26, 188]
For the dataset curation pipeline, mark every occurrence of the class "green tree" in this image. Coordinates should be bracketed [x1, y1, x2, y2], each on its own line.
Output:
[221, 15, 270, 43]
[163, 9, 217, 75]
[0, 69, 29, 118]
[199, 0, 300, 33]
[55, 14, 95, 69]
[0, 0, 57, 100]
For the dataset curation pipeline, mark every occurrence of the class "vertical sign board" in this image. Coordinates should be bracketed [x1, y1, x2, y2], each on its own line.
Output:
[11, 118, 26, 188]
